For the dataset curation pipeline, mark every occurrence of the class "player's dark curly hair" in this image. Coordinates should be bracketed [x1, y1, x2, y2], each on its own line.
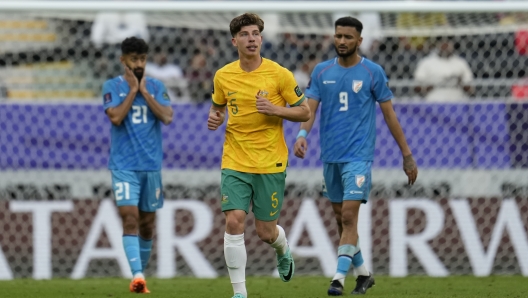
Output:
[229, 13, 264, 37]
[121, 37, 149, 55]
[335, 17, 363, 34]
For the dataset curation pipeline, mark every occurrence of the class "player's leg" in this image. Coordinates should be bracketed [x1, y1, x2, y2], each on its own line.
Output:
[137, 171, 164, 272]
[252, 171, 294, 282]
[322, 163, 348, 296]
[340, 162, 374, 295]
[111, 170, 146, 293]
[221, 169, 252, 298]
[131, 171, 164, 293]
[324, 177, 344, 237]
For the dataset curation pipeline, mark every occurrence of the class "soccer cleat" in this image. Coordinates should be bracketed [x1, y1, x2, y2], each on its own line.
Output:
[277, 247, 295, 282]
[129, 277, 150, 294]
[327, 279, 344, 296]
[232, 294, 246, 298]
[351, 273, 375, 295]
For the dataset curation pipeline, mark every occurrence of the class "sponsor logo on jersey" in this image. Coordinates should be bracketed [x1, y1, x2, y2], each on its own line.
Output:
[323, 80, 336, 84]
[162, 92, 170, 101]
[353, 80, 363, 93]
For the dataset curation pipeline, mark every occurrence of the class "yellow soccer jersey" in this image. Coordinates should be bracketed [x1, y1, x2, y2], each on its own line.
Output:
[212, 58, 305, 174]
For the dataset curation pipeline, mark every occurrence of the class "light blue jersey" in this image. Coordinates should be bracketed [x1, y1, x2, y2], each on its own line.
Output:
[305, 57, 393, 163]
[102, 76, 171, 171]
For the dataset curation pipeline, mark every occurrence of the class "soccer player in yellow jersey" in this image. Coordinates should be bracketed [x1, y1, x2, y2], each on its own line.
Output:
[207, 13, 310, 298]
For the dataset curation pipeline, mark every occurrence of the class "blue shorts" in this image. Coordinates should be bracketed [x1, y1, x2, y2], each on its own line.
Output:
[322, 161, 372, 204]
[111, 170, 164, 212]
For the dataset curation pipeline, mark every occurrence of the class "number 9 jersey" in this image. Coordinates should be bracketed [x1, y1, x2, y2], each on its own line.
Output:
[305, 57, 393, 163]
[102, 76, 171, 171]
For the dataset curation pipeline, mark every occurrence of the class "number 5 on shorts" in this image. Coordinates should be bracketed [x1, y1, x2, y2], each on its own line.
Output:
[115, 182, 130, 201]
[270, 192, 279, 216]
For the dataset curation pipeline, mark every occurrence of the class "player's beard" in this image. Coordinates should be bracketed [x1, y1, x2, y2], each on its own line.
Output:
[335, 44, 358, 58]
[133, 68, 144, 80]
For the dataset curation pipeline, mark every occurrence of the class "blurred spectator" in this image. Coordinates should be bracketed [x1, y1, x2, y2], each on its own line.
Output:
[333, 11, 383, 54]
[186, 49, 213, 103]
[90, 12, 149, 49]
[90, 12, 149, 78]
[293, 55, 318, 92]
[413, 39, 474, 102]
[396, 11, 448, 51]
[146, 53, 190, 102]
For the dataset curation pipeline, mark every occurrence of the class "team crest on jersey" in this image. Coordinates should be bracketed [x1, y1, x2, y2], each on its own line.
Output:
[353, 80, 363, 93]
[355, 175, 366, 188]
[258, 90, 269, 98]
[156, 188, 161, 200]
[104, 92, 112, 104]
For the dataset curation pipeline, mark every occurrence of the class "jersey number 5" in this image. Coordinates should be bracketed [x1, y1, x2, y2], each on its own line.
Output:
[132, 105, 148, 124]
[339, 92, 348, 111]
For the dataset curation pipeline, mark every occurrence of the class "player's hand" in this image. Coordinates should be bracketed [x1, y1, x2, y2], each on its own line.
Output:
[294, 137, 308, 159]
[208, 110, 224, 130]
[403, 154, 418, 185]
[139, 75, 147, 94]
[256, 92, 277, 116]
[123, 63, 139, 92]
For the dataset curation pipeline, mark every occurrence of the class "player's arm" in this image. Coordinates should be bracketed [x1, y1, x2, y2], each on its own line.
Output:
[294, 65, 322, 159]
[257, 68, 310, 122]
[105, 65, 138, 126]
[208, 104, 226, 131]
[139, 79, 173, 125]
[208, 72, 227, 131]
[379, 100, 417, 185]
[294, 98, 320, 159]
[374, 65, 417, 185]
[256, 94, 310, 122]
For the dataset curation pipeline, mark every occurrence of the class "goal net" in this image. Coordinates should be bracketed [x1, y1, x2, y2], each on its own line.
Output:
[0, 1, 527, 279]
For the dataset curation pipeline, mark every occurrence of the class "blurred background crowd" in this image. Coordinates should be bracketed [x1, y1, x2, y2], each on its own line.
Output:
[0, 0, 527, 103]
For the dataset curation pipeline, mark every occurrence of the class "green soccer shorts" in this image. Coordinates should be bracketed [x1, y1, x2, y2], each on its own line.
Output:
[220, 169, 286, 221]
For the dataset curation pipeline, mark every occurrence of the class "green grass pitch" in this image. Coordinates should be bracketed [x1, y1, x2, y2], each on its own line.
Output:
[1, 276, 527, 298]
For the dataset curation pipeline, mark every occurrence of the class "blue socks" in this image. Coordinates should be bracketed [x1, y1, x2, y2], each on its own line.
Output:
[123, 235, 142, 276]
[352, 250, 364, 268]
[336, 244, 357, 275]
[337, 255, 353, 275]
[139, 236, 153, 271]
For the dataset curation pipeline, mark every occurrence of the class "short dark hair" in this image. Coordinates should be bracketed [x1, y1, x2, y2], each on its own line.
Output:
[335, 17, 363, 34]
[121, 37, 149, 55]
[229, 13, 264, 37]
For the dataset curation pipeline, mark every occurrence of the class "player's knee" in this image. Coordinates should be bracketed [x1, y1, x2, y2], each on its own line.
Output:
[225, 216, 244, 234]
[139, 220, 155, 239]
[256, 228, 275, 244]
[334, 213, 342, 226]
[340, 211, 358, 228]
[121, 214, 139, 233]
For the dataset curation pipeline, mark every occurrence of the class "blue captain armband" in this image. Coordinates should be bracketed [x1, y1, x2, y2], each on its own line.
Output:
[296, 129, 308, 140]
